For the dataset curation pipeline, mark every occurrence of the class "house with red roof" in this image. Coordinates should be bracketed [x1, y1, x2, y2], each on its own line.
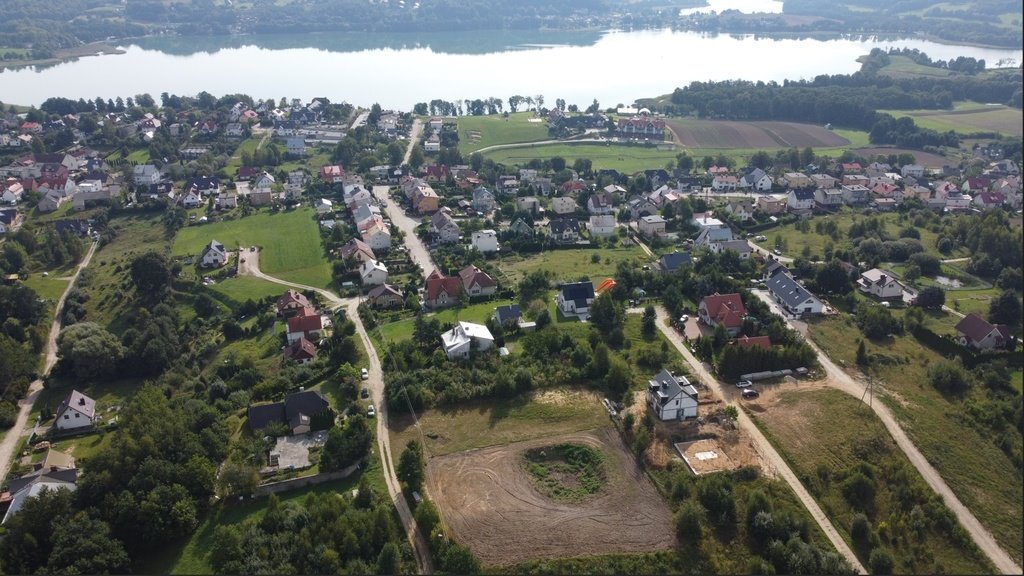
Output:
[319, 165, 345, 183]
[560, 180, 585, 194]
[459, 265, 497, 297]
[286, 307, 323, 344]
[955, 313, 1011, 351]
[973, 192, 1005, 209]
[698, 293, 746, 336]
[283, 337, 317, 364]
[277, 289, 311, 318]
[423, 270, 462, 309]
[734, 335, 771, 350]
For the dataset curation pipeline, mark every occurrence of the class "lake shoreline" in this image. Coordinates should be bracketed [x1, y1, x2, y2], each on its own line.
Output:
[0, 42, 126, 71]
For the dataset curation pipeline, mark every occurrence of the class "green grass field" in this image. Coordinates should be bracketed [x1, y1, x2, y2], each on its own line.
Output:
[877, 55, 953, 79]
[807, 316, 1023, 563]
[457, 112, 550, 155]
[752, 388, 993, 574]
[206, 276, 289, 307]
[21, 273, 70, 302]
[224, 138, 261, 172]
[497, 246, 653, 285]
[880, 102, 1023, 137]
[376, 298, 516, 343]
[172, 207, 332, 288]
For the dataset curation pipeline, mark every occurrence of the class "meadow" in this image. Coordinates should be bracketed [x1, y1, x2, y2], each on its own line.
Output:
[457, 111, 550, 155]
[880, 102, 1023, 138]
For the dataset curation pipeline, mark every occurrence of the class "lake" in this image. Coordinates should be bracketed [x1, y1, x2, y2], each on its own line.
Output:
[1, 29, 1019, 110]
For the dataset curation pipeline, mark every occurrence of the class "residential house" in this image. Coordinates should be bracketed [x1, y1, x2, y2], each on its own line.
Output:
[412, 184, 439, 214]
[694, 226, 734, 249]
[552, 196, 578, 216]
[181, 189, 203, 208]
[431, 209, 461, 244]
[472, 186, 496, 213]
[247, 390, 330, 435]
[857, 268, 905, 300]
[548, 218, 581, 244]
[810, 174, 837, 189]
[277, 289, 312, 318]
[962, 177, 991, 194]
[132, 164, 161, 186]
[724, 199, 754, 222]
[712, 175, 738, 191]
[901, 164, 925, 178]
[627, 195, 659, 219]
[757, 195, 786, 215]
[587, 192, 615, 215]
[734, 335, 771, 350]
[424, 134, 441, 153]
[787, 189, 815, 212]
[341, 238, 376, 264]
[286, 308, 323, 344]
[783, 172, 812, 189]
[36, 189, 65, 213]
[814, 187, 844, 209]
[315, 198, 334, 215]
[712, 239, 753, 259]
[556, 281, 595, 318]
[841, 184, 870, 205]
[945, 193, 973, 211]
[638, 215, 666, 238]
[508, 218, 534, 236]
[973, 192, 1005, 209]
[739, 168, 772, 191]
[2, 468, 78, 525]
[423, 271, 463, 309]
[441, 322, 495, 360]
[514, 196, 540, 215]
[874, 198, 898, 211]
[471, 229, 499, 253]
[766, 271, 824, 317]
[647, 369, 698, 421]
[367, 284, 404, 309]
[283, 337, 317, 364]
[320, 165, 346, 184]
[429, 117, 444, 132]
[871, 182, 903, 203]
[659, 251, 692, 274]
[249, 188, 274, 206]
[216, 193, 238, 210]
[186, 176, 221, 197]
[498, 175, 519, 196]
[0, 208, 16, 234]
[359, 260, 389, 286]
[199, 240, 227, 268]
[617, 116, 666, 139]
[841, 162, 863, 173]
[588, 214, 616, 238]
[225, 122, 245, 139]
[955, 313, 1011, 351]
[459, 265, 497, 297]
[494, 304, 522, 328]
[842, 174, 870, 187]
[54, 390, 97, 431]
[1, 181, 23, 204]
[698, 293, 746, 336]
[531, 177, 554, 196]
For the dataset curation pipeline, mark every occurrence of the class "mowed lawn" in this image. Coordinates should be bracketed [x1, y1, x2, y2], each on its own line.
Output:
[484, 142, 678, 173]
[807, 316, 1023, 563]
[752, 388, 992, 574]
[881, 102, 1023, 138]
[376, 298, 516, 343]
[21, 273, 71, 302]
[457, 112, 550, 155]
[207, 276, 290, 307]
[172, 207, 332, 288]
[498, 246, 654, 284]
[388, 388, 611, 458]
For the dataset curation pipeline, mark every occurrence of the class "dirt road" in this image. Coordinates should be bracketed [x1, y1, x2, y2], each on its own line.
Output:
[751, 293, 1021, 574]
[403, 118, 423, 166]
[371, 185, 436, 276]
[652, 307, 867, 574]
[0, 240, 99, 482]
[239, 251, 434, 574]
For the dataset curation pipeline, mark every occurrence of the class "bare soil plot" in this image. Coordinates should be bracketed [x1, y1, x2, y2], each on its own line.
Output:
[428, 428, 674, 566]
[852, 147, 949, 167]
[675, 438, 739, 475]
[667, 119, 849, 148]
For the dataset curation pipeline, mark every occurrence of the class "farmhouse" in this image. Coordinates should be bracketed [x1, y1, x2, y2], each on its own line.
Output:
[556, 281, 595, 318]
[441, 322, 495, 360]
[459, 265, 497, 297]
[247, 390, 330, 435]
[199, 240, 227, 268]
[647, 369, 698, 421]
[955, 313, 1011, 351]
[424, 270, 463, 309]
[857, 268, 906, 300]
[699, 293, 746, 336]
[766, 271, 823, 317]
[54, 390, 97, 431]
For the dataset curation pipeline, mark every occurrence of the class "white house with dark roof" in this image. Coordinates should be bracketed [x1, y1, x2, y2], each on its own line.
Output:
[647, 369, 698, 420]
[199, 239, 227, 268]
[857, 268, 905, 300]
[766, 271, 823, 317]
[441, 322, 494, 360]
[556, 281, 595, 318]
[359, 259, 389, 286]
[55, 390, 97, 431]
[955, 313, 1011, 351]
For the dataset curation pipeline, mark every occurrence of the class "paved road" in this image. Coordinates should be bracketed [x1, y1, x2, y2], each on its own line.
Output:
[239, 251, 435, 574]
[750, 292, 1022, 574]
[651, 307, 867, 574]
[0, 240, 99, 483]
[371, 185, 436, 276]
[350, 110, 369, 130]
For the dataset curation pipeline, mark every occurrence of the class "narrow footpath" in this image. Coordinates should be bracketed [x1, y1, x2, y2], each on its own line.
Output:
[652, 307, 867, 574]
[0, 240, 99, 482]
[239, 252, 434, 574]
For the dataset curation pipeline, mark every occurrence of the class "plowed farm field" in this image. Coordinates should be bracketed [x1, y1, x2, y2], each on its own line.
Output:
[428, 428, 674, 566]
[667, 119, 850, 148]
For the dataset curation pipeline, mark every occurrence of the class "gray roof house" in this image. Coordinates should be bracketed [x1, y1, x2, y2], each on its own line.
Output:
[766, 272, 824, 317]
[247, 390, 330, 435]
[647, 369, 698, 421]
[659, 251, 692, 273]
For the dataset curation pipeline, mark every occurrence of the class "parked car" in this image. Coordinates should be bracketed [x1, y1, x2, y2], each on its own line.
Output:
[773, 248, 782, 255]
[367, 404, 376, 418]
[361, 387, 369, 399]
[741, 389, 760, 399]
[736, 380, 753, 388]
[361, 367, 369, 380]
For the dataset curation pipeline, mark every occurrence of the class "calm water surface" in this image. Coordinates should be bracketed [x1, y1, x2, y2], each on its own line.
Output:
[1, 29, 1019, 109]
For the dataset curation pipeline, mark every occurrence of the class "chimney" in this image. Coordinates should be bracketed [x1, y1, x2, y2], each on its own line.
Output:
[78, 397, 85, 406]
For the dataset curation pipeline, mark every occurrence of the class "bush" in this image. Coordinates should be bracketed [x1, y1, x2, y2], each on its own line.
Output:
[868, 548, 895, 575]
[841, 472, 876, 510]
[675, 502, 704, 540]
[928, 359, 971, 395]
[915, 286, 945, 309]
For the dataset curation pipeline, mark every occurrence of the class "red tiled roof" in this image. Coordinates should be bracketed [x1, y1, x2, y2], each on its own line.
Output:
[287, 311, 322, 335]
[701, 293, 746, 329]
[284, 337, 317, 361]
[458, 265, 496, 291]
[734, 335, 771, 350]
[425, 270, 462, 302]
[277, 289, 310, 312]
